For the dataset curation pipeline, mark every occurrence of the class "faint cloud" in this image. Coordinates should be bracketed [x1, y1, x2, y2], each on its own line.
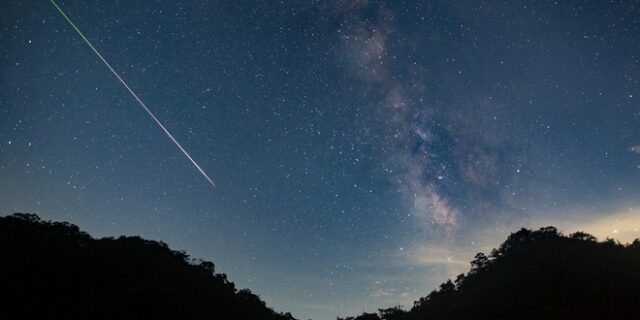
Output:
[532, 207, 640, 244]
[369, 287, 394, 298]
[410, 243, 473, 268]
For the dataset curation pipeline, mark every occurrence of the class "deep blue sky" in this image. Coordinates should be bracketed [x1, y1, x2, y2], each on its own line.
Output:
[1, 1, 639, 319]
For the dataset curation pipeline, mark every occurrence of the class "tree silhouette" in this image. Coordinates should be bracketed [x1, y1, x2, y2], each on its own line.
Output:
[341, 226, 640, 320]
[3, 212, 640, 320]
[0, 213, 295, 320]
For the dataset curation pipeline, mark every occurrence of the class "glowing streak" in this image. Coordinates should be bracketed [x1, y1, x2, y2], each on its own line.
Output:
[49, 0, 216, 188]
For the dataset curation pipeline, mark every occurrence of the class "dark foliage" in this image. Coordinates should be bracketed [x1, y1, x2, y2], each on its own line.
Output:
[0, 213, 296, 320]
[341, 227, 640, 320]
[4, 213, 640, 320]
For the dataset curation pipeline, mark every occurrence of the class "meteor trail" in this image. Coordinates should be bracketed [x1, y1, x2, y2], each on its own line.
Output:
[49, 0, 216, 188]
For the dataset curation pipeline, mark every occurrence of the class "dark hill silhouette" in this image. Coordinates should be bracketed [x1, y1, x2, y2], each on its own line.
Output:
[0, 213, 296, 320]
[340, 227, 640, 320]
[3, 213, 640, 320]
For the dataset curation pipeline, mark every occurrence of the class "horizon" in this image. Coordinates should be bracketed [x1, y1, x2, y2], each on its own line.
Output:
[1, 1, 639, 319]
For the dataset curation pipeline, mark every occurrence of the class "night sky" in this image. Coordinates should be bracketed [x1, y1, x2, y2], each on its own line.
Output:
[1, 1, 639, 319]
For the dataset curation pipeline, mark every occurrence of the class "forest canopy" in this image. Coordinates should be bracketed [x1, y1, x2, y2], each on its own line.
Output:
[339, 227, 640, 320]
[2, 213, 640, 320]
[0, 213, 295, 320]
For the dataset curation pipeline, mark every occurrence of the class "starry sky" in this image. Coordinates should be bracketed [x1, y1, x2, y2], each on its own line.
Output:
[1, 1, 639, 319]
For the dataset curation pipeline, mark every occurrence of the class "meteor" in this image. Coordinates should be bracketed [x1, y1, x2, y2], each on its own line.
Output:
[49, 0, 216, 188]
